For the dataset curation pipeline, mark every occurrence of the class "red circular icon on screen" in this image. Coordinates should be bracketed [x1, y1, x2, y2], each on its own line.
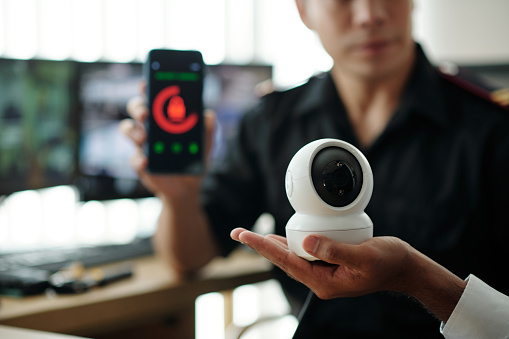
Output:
[153, 85, 198, 134]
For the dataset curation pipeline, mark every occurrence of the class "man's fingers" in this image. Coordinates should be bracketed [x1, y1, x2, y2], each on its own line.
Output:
[265, 234, 289, 251]
[230, 228, 247, 242]
[126, 95, 148, 121]
[204, 110, 216, 157]
[237, 230, 268, 248]
[139, 81, 147, 96]
[236, 230, 312, 281]
[130, 148, 148, 173]
[119, 119, 146, 145]
[266, 234, 288, 245]
[231, 229, 288, 251]
[303, 235, 365, 269]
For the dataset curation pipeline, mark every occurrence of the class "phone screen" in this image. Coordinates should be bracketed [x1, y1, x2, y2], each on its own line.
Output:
[146, 49, 204, 174]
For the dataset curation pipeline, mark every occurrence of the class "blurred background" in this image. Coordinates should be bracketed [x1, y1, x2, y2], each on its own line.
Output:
[1, 0, 509, 87]
[0, 0, 508, 338]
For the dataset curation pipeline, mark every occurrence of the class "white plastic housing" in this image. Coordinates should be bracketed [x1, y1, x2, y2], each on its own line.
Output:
[285, 139, 374, 261]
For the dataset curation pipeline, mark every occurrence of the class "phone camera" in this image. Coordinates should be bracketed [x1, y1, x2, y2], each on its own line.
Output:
[190, 62, 201, 72]
[151, 61, 160, 70]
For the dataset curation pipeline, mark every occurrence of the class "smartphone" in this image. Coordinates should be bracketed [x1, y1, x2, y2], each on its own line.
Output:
[145, 49, 205, 174]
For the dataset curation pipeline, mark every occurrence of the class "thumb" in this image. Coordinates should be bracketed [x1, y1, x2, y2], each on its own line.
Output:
[303, 235, 364, 268]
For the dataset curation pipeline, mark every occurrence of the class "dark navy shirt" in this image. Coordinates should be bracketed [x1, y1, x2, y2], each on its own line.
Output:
[201, 44, 509, 337]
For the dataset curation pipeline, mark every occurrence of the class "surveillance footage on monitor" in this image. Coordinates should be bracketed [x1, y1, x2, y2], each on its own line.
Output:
[0, 58, 79, 196]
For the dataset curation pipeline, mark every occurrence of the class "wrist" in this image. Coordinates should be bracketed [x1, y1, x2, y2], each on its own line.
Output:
[402, 246, 466, 322]
[156, 177, 202, 206]
[388, 241, 423, 296]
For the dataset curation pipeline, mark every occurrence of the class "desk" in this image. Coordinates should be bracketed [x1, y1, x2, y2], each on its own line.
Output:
[0, 325, 88, 339]
[0, 250, 273, 339]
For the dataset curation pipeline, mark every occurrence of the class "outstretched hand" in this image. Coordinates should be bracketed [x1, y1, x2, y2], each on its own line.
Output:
[230, 228, 414, 299]
[231, 228, 466, 322]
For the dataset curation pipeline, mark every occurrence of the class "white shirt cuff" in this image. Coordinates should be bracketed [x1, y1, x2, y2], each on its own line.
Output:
[440, 274, 509, 339]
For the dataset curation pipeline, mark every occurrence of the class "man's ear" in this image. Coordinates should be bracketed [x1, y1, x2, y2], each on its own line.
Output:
[295, 0, 313, 30]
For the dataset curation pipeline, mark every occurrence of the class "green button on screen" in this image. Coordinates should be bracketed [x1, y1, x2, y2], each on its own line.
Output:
[189, 142, 199, 154]
[171, 142, 183, 154]
[154, 141, 165, 154]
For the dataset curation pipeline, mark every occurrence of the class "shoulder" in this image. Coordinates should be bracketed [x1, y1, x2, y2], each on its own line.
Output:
[436, 64, 509, 140]
[438, 66, 509, 155]
[261, 75, 324, 109]
[242, 74, 325, 123]
[437, 64, 509, 112]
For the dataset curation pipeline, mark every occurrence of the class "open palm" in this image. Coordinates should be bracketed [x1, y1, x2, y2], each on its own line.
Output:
[231, 228, 413, 299]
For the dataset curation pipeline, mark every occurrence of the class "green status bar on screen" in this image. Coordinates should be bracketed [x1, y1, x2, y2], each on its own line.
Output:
[155, 71, 199, 82]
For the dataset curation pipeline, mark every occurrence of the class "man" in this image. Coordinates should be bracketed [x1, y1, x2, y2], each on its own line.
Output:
[122, 0, 509, 336]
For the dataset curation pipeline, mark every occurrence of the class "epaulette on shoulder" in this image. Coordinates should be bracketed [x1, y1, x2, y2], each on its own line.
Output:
[438, 64, 509, 110]
[254, 79, 276, 98]
[492, 88, 509, 108]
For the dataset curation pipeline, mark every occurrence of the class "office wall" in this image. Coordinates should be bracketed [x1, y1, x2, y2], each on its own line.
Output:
[413, 0, 509, 64]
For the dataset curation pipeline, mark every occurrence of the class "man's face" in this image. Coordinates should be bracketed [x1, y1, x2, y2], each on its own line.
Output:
[297, 0, 415, 81]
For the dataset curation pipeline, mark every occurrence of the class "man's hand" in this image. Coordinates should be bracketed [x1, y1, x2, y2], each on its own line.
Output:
[118, 87, 220, 275]
[231, 228, 414, 299]
[119, 90, 216, 199]
[231, 228, 466, 322]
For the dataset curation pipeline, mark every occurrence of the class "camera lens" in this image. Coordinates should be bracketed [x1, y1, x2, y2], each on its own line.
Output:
[322, 161, 355, 196]
[311, 146, 363, 207]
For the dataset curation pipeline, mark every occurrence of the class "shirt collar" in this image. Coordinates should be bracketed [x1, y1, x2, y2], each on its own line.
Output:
[292, 44, 449, 129]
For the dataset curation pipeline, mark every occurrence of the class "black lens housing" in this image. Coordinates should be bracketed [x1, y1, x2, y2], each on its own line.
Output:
[311, 146, 363, 207]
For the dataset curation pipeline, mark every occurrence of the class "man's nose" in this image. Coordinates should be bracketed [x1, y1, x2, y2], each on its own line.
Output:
[352, 0, 388, 28]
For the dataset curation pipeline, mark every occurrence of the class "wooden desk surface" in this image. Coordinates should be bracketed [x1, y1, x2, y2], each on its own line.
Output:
[0, 325, 88, 339]
[0, 250, 273, 338]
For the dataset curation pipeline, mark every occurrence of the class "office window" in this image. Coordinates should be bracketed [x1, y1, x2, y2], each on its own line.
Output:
[136, 0, 166, 61]
[39, 0, 73, 60]
[0, 0, 331, 87]
[71, 0, 103, 62]
[0, 1, 5, 55]
[2, 0, 38, 59]
[103, 0, 138, 62]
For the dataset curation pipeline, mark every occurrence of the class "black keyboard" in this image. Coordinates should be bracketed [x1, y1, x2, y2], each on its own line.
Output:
[0, 237, 153, 296]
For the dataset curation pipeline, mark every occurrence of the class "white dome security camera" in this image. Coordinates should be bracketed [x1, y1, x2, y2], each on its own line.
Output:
[285, 139, 374, 261]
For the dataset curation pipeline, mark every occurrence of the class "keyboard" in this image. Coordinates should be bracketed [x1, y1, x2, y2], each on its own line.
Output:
[0, 237, 153, 296]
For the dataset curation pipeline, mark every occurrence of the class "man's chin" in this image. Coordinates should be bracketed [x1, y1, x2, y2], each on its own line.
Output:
[343, 48, 414, 81]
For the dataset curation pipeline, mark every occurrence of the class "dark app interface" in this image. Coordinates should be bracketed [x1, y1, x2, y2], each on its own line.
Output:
[147, 50, 204, 173]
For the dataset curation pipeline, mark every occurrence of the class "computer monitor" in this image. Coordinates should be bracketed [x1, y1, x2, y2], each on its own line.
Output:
[0, 58, 80, 196]
[77, 61, 273, 201]
[205, 64, 273, 162]
[76, 61, 147, 201]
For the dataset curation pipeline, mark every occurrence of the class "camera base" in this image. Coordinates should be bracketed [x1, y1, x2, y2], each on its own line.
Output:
[286, 227, 373, 261]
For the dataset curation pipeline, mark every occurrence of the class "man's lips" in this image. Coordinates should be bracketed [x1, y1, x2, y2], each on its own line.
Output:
[359, 40, 391, 53]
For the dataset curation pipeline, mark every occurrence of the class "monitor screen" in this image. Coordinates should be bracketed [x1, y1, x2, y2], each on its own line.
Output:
[76, 61, 147, 201]
[77, 62, 273, 201]
[0, 58, 79, 196]
[205, 64, 273, 162]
